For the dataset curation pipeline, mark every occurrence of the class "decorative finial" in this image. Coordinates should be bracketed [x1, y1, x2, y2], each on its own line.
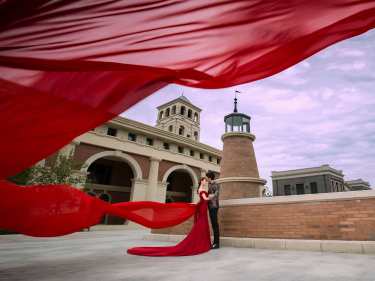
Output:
[234, 90, 240, 112]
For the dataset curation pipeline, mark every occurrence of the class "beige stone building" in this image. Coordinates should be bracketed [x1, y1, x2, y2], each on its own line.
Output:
[345, 179, 371, 191]
[53, 96, 221, 225]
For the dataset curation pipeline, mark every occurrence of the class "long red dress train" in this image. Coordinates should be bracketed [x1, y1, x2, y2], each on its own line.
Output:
[0, 180, 196, 237]
[127, 191, 211, 256]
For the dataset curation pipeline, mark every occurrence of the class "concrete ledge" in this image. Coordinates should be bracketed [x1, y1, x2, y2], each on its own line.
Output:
[220, 189, 375, 207]
[90, 223, 149, 231]
[143, 234, 375, 255]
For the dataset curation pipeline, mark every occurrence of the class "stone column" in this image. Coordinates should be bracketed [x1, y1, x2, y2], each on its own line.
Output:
[191, 185, 200, 203]
[192, 169, 207, 203]
[147, 157, 161, 201]
[156, 182, 168, 202]
[200, 169, 207, 178]
[130, 179, 148, 201]
[127, 179, 150, 230]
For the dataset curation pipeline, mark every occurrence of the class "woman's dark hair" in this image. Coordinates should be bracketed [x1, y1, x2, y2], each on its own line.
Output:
[197, 177, 206, 193]
[206, 171, 215, 180]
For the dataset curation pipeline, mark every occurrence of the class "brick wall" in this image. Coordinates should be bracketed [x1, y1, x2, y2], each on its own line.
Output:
[153, 191, 375, 241]
[220, 136, 259, 178]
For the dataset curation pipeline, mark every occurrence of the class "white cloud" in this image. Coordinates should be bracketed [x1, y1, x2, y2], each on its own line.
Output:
[326, 61, 366, 71]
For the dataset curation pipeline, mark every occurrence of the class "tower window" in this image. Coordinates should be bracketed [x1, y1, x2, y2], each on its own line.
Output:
[200, 153, 204, 159]
[194, 113, 198, 122]
[178, 146, 184, 154]
[209, 156, 212, 162]
[159, 111, 164, 120]
[179, 126, 185, 136]
[163, 143, 170, 150]
[180, 106, 186, 115]
[172, 105, 176, 114]
[187, 134, 190, 138]
[166, 108, 170, 117]
[190, 150, 195, 157]
[188, 109, 192, 118]
[217, 158, 221, 165]
[169, 125, 173, 132]
[128, 133, 137, 142]
[146, 138, 153, 146]
[107, 127, 117, 137]
[194, 131, 198, 141]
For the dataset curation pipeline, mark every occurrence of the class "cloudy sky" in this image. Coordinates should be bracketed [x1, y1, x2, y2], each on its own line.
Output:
[123, 29, 375, 191]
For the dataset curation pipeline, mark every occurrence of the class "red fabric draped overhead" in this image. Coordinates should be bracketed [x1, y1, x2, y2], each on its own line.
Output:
[1, 0, 375, 178]
[1, 1, 375, 236]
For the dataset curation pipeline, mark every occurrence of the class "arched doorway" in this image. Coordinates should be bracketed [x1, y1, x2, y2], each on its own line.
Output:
[84, 153, 138, 225]
[165, 171, 193, 203]
[162, 165, 198, 203]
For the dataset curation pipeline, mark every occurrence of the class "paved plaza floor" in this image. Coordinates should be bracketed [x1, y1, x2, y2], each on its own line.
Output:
[1, 230, 374, 281]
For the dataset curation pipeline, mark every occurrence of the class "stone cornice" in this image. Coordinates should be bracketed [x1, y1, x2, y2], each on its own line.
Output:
[109, 116, 221, 156]
[216, 177, 267, 185]
[221, 132, 256, 142]
[271, 165, 344, 179]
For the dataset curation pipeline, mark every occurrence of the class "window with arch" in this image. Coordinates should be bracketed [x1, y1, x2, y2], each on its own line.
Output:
[180, 106, 186, 115]
[159, 111, 164, 120]
[169, 125, 173, 132]
[166, 108, 170, 117]
[179, 126, 185, 135]
[187, 109, 192, 118]
[172, 105, 176, 114]
[194, 131, 198, 141]
[194, 112, 198, 122]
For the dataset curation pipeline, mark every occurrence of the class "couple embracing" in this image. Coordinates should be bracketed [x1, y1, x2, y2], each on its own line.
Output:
[127, 171, 220, 256]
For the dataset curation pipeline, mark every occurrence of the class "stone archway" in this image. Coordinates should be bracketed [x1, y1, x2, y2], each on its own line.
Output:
[82, 151, 142, 225]
[81, 150, 142, 180]
[162, 165, 198, 203]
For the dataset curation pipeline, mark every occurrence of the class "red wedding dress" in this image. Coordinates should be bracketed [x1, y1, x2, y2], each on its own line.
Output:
[127, 191, 211, 256]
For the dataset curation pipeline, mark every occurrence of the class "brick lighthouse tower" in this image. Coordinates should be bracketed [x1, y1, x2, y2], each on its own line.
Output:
[217, 96, 266, 199]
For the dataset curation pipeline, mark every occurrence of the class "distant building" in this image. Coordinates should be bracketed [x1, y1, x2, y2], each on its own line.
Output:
[272, 165, 345, 196]
[345, 179, 371, 191]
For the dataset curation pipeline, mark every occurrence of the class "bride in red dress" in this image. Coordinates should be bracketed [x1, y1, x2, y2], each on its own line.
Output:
[127, 177, 212, 256]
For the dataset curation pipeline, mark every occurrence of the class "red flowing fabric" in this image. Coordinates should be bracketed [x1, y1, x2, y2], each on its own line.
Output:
[1, 1, 375, 239]
[127, 191, 211, 256]
[0, 181, 196, 237]
[1, 0, 375, 178]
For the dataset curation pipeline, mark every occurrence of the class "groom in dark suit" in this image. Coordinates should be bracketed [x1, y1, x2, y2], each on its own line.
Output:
[206, 170, 220, 249]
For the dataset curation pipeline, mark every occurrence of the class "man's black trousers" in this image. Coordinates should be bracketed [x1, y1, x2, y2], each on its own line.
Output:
[208, 207, 220, 245]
